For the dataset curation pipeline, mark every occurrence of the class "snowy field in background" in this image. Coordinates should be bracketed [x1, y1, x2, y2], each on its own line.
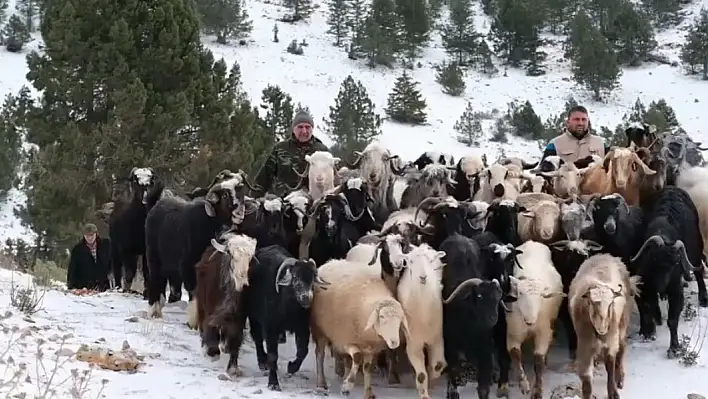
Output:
[0, 268, 707, 398]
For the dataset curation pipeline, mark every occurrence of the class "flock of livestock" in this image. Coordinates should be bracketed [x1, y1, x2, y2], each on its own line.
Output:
[103, 122, 708, 399]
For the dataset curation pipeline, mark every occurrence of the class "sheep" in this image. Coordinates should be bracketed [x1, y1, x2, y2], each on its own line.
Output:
[108, 167, 156, 295]
[579, 147, 657, 206]
[540, 161, 589, 198]
[631, 186, 706, 354]
[450, 154, 488, 201]
[245, 245, 330, 391]
[290, 151, 341, 201]
[400, 164, 457, 208]
[310, 258, 409, 399]
[413, 151, 455, 170]
[144, 170, 257, 323]
[194, 233, 256, 376]
[568, 254, 640, 399]
[346, 142, 406, 224]
[474, 163, 521, 203]
[395, 244, 447, 399]
[506, 241, 565, 398]
[518, 199, 563, 244]
[548, 239, 604, 360]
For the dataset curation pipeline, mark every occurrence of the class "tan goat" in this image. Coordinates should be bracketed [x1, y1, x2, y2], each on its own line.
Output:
[518, 199, 563, 243]
[579, 147, 656, 205]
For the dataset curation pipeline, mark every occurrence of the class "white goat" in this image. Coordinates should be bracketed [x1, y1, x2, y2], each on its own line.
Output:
[474, 163, 521, 202]
[283, 189, 312, 233]
[348, 142, 403, 222]
[677, 166, 708, 260]
[506, 241, 565, 397]
[540, 161, 589, 198]
[397, 244, 447, 399]
[300, 151, 340, 201]
[519, 199, 562, 243]
[311, 259, 410, 399]
[346, 233, 412, 292]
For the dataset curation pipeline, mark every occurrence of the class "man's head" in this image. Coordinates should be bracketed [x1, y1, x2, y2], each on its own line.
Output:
[292, 110, 314, 143]
[83, 223, 97, 244]
[566, 105, 589, 138]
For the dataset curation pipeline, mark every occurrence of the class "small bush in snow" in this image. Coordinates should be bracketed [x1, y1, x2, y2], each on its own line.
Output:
[287, 39, 304, 55]
[9, 275, 45, 316]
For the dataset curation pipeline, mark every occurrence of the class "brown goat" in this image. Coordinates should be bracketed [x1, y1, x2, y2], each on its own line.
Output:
[579, 147, 656, 205]
[195, 233, 257, 377]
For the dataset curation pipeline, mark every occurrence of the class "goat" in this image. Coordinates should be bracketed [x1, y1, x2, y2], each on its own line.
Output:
[499, 156, 539, 170]
[485, 199, 525, 246]
[290, 151, 340, 201]
[195, 233, 256, 375]
[310, 258, 408, 398]
[587, 194, 645, 266]
[625, 122, 659, 150]
[413, 151, 455, 170]
[518, 200, 563, 244]
[506, 241, 565, 398]
[238, 195, 289, 249]
[145, 170, 257, 324]
[676, 166, 708, 261]
[282, 190, 312, 256]
[400, 164, 457, 208]
[520, 173, 552, 194]
[380, 207, 429, 245]
[560, 198, 588, 241]
[474, 163, 521, 203]
[450, 154, 487, 201]
[580, 147, 657, 206]
[108, 167, 156, 295]
[306, 192, 368, 265]
[246, 245, 330, 391]
[569, 254, 639, 399]
[347, 233, 413, 292]
[540, 161, 588, 198]
[631, 186, 706, 355]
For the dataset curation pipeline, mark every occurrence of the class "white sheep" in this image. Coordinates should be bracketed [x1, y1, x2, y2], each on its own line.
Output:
[506, 241, 565, 397]
[518, 199, 562, 243]
[301, 151, 341, 201]
[311, 259, 410, 399]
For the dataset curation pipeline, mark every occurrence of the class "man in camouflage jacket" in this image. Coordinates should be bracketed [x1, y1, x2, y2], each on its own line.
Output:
[253, 110, 329, 197]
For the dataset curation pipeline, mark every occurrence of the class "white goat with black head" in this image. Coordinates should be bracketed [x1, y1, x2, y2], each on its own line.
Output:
[400, 164, 457, 208]
[291, 151, 341, 201]
[474, 163, 520, 202]
[347, 143, 407, 224]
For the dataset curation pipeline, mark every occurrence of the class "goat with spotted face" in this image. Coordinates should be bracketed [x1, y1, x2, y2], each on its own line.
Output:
[474, 163, 521, 202]
[195, 233, 257, 376]
[400, 164, 457, 208]
[282, 190, 311, 256]
[108, 166, 157, 294]
[569, 254, 640, 399]
[144, 170, 257, 324]
[413, 151, 455, 170]
[347, 233, 413, 292]
[237, 195, 289, 249]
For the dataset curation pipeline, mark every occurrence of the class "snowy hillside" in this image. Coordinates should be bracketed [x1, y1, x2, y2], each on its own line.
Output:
[1, 266, 708, 397]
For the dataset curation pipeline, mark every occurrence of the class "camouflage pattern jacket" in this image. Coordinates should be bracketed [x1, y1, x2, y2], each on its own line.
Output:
[253, 134, 329, 197]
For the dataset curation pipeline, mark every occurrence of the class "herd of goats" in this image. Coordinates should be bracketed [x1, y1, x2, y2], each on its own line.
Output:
[100, 122, 708, 399]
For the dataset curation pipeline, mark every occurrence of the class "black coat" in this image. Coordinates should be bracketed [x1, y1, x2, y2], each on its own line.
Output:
[66, 236, 111, 291]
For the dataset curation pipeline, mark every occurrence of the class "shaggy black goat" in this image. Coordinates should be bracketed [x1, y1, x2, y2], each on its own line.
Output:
[587, 194, 645, 266]
[485, 199, 525, 246]
[308, 192, 368, 266]
[108, 167, 156, 296]
[632, 186, 706, 355]
[238, 195, 290, 249]
[144, 170, 258, 326]
[246, 245, 329, 391]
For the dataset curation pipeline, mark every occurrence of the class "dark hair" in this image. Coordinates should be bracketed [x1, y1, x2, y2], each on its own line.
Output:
[567, 105, 588, 118]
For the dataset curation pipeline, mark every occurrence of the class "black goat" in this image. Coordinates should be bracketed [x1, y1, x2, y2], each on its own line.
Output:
[238, 195, 290, 249]
[587, 193, 645, 266]
[413, 151, 455, 170]
[632, 186, 706, 356]
[245, 245, 329, 391]
[485, 199, 525, 246]
[308, 192, 367, 266]
[108, 167, 156, 296]
[144, 170, 257, 325]
[548, 239, 604, 360]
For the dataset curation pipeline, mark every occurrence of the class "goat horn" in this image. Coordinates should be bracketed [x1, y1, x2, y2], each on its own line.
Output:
[443, 278, 484, 304]
[674, 240, 701, 275]
[307, 197, 326, 218]
[415, 197, 444, 226]
[274, 258, 297, 294]
[631, 235, 665, 263]
[237, 169, 262, 192]
[346, 152, 363, 169]
[205, 182, 224, 202]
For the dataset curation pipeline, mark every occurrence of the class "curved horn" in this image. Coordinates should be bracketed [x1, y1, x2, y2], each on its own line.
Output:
[443, 278, 484, 304]
[415, 197, 445, 225]
[130, 167, 138, 177]
[611, 284, 623, 297]
[237, 169, 263, 192]
[205, 182, 224, 203]
[307, 196, 326, 218]
[583, 239, 603, 251]
[275, 258, 298, 294]
[630, 152, 657, 175]
[630, 235, 665, 263]
[368, 240, 385, 266]
[338, 193, 366, 221]
[522, 160, 539, 169]
[674, 240, 702, 274]
[346, 151, 363, 169]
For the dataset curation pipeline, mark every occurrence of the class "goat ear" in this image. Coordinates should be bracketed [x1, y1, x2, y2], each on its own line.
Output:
[521, 211, 534, 218]
[204, 202, 216, 217]
[364, 307, 379, 332]
[332, 157, 341, 165]
[276, 268, 293, 287]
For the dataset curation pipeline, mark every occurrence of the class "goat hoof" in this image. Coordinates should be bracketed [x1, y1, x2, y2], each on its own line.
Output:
[268, 383, 281, 391]
[700, 296, 708, 308]
[258, 362, 267, 371]
[314, 387, 329, 396]
[496, 383, 508, 397]
[446, 392, 459, 399]
[227, 365, 243, 377]
[340, 387, 351, 396]
[287, 361, 300, 374]
[519, 379, 530, 394]
[667, 346, 681, 359]
[206, 346, 220, 358]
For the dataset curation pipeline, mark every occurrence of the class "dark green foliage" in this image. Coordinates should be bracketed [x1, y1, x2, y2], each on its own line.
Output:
[361, 0, 403, 67]
[326, 0, 349, 46]
[440, 0, 478, 65]
[385, 70, 427, 124]
[2, 14, 31, 52]
[506, 100, 543, 140]
[490, 118, 509, 143]
[0, 0, 8, 28]
[282, 0, 314, 22]
[680, 8, 708, 79]
[15, 0, 38, 32]
[455, 102, 484, 146]
[346, 0, 367, 54]
[474, 40, 498, 76]
[427, 0, 444, 24]
[0, 90, 27, 198]
[641, 0, 681, 27]
[395, 0, 430, 61]
[543, 0, 578, 34]
[196, 0, 253, 44]
[610, 1, 656, 66]
[260, 85, 295, 142]
[324, 75, 382, 155]
[610, 98, 682, 141]
[435, 60, 466, 96]
[490, 0, 545, 68]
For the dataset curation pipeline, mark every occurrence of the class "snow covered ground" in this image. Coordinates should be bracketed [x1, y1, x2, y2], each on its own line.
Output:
[0, 267, 707, 398]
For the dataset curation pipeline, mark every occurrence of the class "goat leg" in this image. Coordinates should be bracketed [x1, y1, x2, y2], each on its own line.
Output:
[603, 348, 619, 399]
[287, 324, 310, 374]
[694, 265, 708, 307]
[362, 354, 376, 399]
[248, 317, 267, 371]
[444, 345, 461, 399]
[265, 328, 282, 391]
[493, 317, 510, 397]
[666, 284, 684, 358]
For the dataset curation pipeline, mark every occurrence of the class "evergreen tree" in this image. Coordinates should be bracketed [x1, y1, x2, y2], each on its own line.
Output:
[283, 0, 314, 22]
[361, 0, 403, 67]
[490, 117, 509, 143]
[608, 0, 656, 66]
[324, 75, 382, 154]
[15, 0, 38, 32]
[641, 0, 681, 27]
[0, 0, 8, 27]
[455, 102, 484, 146]
[197, 0, 253, 44]
[346, 0, 367, 54]
[543, 0, 578, 34]
[490, 0, 545, 67]
[385, 70, 427, 124]
[9, 0, 266, 249]
[507, 100, 543, 140]
[680, 8, 708, 79]
[2, 14, 31, 52]
[475, 39, 498, 76]
[569, 12, 621, 100]
[435, 60, 466, 96]
[295, 102, 310, 114]
[326, 0, 349, 46]
[0, 89, 27, 197]
[564, 11, 594, 60]
[440, 0, 477, 65]
[395, 0, 429, 61]
[260, 85, 295, 142]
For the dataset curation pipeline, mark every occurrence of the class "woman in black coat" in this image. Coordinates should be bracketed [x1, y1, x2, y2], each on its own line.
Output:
[66, 224, 111, 291]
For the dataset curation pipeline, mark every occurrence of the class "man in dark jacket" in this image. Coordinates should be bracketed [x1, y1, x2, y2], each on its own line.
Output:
[253, 109, 329, 197]
[66, 223, 111, 291]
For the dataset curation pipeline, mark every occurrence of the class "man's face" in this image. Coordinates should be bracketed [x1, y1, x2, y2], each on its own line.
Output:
[566, 111, 589, 135]
[294, 123, 313, 143]
[84, 233, 96, 244]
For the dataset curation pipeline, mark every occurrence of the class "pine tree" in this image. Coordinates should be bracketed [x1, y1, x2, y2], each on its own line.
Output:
[641, 0, 681, 27]
[260, 85, 295, 142]
[611, 0, 656, 66]
[475, 40, 498, 76]
[346, 0, 367, 54]
[0, 0, 8, 27]
[385, 70, 427, 124]
[455, 102, 484, 146]
[490, 0, 545, 67]
[283, 0, 314, 22]
[326, 0, 349, 46]
[197, 0, 253, 44]
[0, 89, 27, 197]
[680, 8, 708, 79]
[395, 0, 429, 61]
[435, 60, 466, 96]
[440, 0, 477, 65]
[2, 14, 31, 52]
[361, 0, 403, 67]
[507, 100, 543, 139]
[14, 0, 38, 32]
[324, 75, 382, 154]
